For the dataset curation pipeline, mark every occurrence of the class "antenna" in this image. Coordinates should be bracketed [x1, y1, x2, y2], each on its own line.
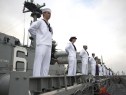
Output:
[27, 32, 30, 46]
[23, 13, 26, 46]
[101, 55, 103, 64]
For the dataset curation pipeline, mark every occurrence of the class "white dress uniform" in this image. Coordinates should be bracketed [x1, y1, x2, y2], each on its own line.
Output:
[110, 71, 112, 76]
[65, 42, 77, 76]
[107, 69, 110, 76]
[98, 64, 103, 76]
[89, 57, 96, 76]
[102, 64, 106, 76]
[28, 19, 53, 77]
[79, 49, 88, 75]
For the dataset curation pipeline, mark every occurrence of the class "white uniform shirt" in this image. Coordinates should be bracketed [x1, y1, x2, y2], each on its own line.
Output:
[28, 19, 53, 46]
[79, 49, 88, 59]
[110, 71, 112, 76]
[65, 42, 76, 58]
[107, 69, 110, 76]
[89, 57, 96, 65]
[98, 64, 103, 76]
[102, 64, 106, 75]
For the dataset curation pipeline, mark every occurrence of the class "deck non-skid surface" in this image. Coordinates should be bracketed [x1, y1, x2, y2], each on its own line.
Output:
[108, 83, 126, 95]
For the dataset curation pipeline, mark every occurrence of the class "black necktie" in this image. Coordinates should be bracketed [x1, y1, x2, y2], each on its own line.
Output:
[72, 44, 77, 51]
[86, 50, 89, 55]
[43, 19, 52, 32]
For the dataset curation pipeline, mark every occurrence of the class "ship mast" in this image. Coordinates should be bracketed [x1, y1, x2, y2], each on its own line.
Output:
[22, 0, 45, 46]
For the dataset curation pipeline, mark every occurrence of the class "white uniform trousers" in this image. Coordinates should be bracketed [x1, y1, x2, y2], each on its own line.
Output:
[68, 57, 77, 76]
[103, 67, 106, 76]
[33, 45, 51, 77]
[81, 58, 88, 75]
[91, 64, 96, 76]
[99, 69, 103, 76]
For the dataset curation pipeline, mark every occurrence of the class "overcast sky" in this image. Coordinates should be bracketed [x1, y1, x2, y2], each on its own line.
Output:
[0, 0, 126, 74]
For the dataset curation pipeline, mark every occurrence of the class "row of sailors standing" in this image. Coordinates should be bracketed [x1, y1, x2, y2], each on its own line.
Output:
[94, 57, 113, 76]
[65, 36, 113, 76]
[28, 7, 113, 77]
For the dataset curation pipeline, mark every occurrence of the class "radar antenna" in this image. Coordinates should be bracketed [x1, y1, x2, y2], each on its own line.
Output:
[23, 0, 45, 21]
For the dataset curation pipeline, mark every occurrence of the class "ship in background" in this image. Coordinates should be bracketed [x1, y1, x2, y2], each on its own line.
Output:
[0, 0, 126, 95]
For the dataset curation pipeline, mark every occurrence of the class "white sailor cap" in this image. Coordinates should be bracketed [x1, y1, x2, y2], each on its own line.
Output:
[42, 8, 51, 13]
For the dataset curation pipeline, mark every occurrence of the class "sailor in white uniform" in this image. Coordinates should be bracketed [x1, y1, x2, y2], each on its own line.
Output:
[107, 68, 110, 76]
[28, 8, 53, 77]
[109, 70, 112, 76]
[79, 45, 89, 75]
[65, 37, 77, 76]
[102, 63, 107, 76]
[98, 64, 103, 76]
[89, 53, 96, 76]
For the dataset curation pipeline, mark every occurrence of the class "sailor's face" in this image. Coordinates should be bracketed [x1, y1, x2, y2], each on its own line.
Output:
[84, 46, 87, 50]
[45, 11, 51, 19]
[73, 39, 76, 43]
